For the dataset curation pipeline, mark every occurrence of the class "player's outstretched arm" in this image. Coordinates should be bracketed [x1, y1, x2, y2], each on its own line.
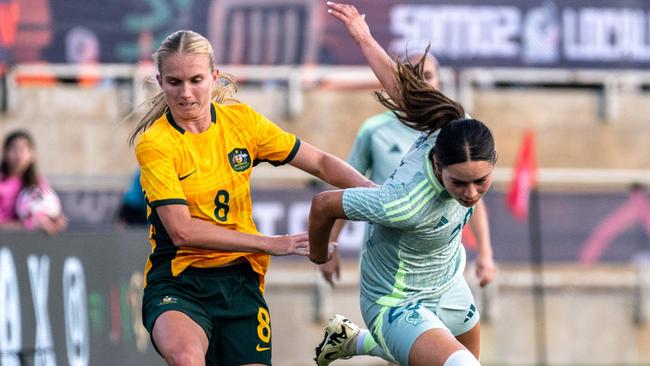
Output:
[156, 204, 310, 256]
[289, 141, 375, 189]
[327, 1, 400, 99]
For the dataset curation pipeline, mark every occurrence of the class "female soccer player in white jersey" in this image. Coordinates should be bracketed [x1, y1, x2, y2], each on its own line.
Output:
[309, 3, 496, 366]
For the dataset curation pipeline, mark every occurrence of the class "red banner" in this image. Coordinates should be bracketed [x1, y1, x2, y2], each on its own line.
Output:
[506, 130, 537, 221]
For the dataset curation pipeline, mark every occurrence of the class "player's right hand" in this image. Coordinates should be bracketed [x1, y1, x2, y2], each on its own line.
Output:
[319, 245, 341, 287]
[326, 2, 371, 45]
[267, 233, 310, 256]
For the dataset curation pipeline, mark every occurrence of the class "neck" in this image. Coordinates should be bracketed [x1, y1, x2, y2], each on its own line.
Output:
[178, 116, 211, 133]
[9, 167, 26, 177]
[174, 103, 212, 133]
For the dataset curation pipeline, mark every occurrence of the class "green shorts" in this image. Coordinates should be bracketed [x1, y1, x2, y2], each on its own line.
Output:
[142, 262, 272, 365]
[361, 278, 479, 366]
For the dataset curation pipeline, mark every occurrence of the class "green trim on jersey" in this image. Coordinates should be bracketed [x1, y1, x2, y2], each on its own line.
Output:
[425, 157, 446, 193]
[384, 182, 437, 223]
[376, 260, 408, 306]
[371, 307, 396, 361]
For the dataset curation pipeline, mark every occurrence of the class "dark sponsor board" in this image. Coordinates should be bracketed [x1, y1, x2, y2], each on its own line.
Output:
[2, 0, 650, 68]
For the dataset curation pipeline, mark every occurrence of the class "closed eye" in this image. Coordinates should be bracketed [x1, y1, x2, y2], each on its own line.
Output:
[450, 180, 468, 187]
[450, 175, 489, 186]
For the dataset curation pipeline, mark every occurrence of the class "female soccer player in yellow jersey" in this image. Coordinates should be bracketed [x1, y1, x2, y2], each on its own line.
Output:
[129, 30, 374, 366]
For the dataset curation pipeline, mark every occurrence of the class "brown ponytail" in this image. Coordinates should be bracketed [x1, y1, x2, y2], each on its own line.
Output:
[374, 48, 464, 134]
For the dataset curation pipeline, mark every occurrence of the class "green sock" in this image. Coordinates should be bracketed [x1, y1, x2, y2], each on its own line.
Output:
[355, 329, 390, 360]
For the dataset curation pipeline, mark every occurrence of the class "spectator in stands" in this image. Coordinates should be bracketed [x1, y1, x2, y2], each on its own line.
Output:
[310, 3, 495, 366]
[320, 51, 495, 291]
[0, 130, 67, 234]
[129, 30, 374, 366]
[116, 168, 148, 226]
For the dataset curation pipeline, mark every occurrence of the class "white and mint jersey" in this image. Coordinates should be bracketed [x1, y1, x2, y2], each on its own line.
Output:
[348, 112, 421, 184]
[342, 131, 473, 308]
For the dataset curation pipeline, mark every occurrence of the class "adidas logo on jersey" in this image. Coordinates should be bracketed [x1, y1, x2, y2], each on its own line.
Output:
[434, 216, 449, 229]
[389, 144, 401, 153]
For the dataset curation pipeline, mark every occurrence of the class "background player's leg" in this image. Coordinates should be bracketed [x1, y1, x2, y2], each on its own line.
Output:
[455, 322, 480, 358]
[153, 311, 209, 366]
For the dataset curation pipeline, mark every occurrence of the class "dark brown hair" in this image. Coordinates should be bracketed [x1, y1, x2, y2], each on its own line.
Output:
[375, 49, 495, 167]
[374, 49, 465, 134]
[432, 119, 496, 168]
[1, 130, 39, 188]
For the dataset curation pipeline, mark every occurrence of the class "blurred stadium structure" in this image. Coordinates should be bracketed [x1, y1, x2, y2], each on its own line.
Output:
[1, 0, 650, 365]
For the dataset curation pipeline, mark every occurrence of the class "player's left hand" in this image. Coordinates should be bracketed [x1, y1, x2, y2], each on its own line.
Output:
[475, 254, 496, 287]
[326, 2, 371, 45]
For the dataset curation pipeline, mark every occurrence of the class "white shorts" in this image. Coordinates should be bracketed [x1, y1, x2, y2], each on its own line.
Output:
[360, 278, 479, 366]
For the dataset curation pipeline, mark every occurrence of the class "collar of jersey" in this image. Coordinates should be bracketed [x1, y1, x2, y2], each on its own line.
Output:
[424, 147, 448, 198]
[165, 102, 217, 134]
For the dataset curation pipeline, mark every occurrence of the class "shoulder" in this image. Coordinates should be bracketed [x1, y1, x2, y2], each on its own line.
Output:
[416, 130, 439, 150]
[136, 118, 175, 156]
[214, 102, 265, 129]
[139, 115, 174, 141]
[357, 112, 397, 136]
[214, 101, 257, 117]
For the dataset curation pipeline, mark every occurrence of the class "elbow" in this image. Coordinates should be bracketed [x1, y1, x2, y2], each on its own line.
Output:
[311, 192, 334, 219]
[311, 193, 326, 215]
[167, 226, 192, 247]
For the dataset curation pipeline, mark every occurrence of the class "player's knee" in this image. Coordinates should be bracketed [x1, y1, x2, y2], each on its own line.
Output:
[443, 349, 480, 366]
[164, 347, 204, 366]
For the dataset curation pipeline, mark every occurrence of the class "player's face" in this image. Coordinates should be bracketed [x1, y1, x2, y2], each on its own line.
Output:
[421, 57, 440, 91]
[440, 160, 493, 207]
[158, 53, 217, 123]
[4, 137, 34, 175]
[408, 54, 440, 90]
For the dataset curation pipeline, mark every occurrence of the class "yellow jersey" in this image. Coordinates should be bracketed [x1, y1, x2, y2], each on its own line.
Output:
[136, 102, 299, 289]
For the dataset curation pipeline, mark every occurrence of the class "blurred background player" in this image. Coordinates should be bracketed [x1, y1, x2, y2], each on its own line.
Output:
[0, 129, 67, 234]
[320, 47, 496, 293]
[116, 167, 148, 226]
[131, 30, 373, 366]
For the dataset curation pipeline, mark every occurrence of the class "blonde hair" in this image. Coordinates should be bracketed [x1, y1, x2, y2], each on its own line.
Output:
[128, 30, 237, 146]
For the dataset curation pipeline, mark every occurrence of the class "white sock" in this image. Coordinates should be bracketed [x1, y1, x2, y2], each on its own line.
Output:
[443, 350, 481, 366]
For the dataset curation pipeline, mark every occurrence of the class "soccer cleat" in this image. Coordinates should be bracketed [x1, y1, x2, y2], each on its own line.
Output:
[314, 314, 361, 366]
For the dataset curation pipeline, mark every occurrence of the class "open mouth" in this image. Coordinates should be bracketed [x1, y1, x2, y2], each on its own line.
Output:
[460, 199, 477, 206]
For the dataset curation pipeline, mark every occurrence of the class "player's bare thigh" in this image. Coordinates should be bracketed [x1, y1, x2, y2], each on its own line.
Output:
[385, 322, 479, 366]
[153, 310, 209, 366]
[408, 328, 468, 366]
